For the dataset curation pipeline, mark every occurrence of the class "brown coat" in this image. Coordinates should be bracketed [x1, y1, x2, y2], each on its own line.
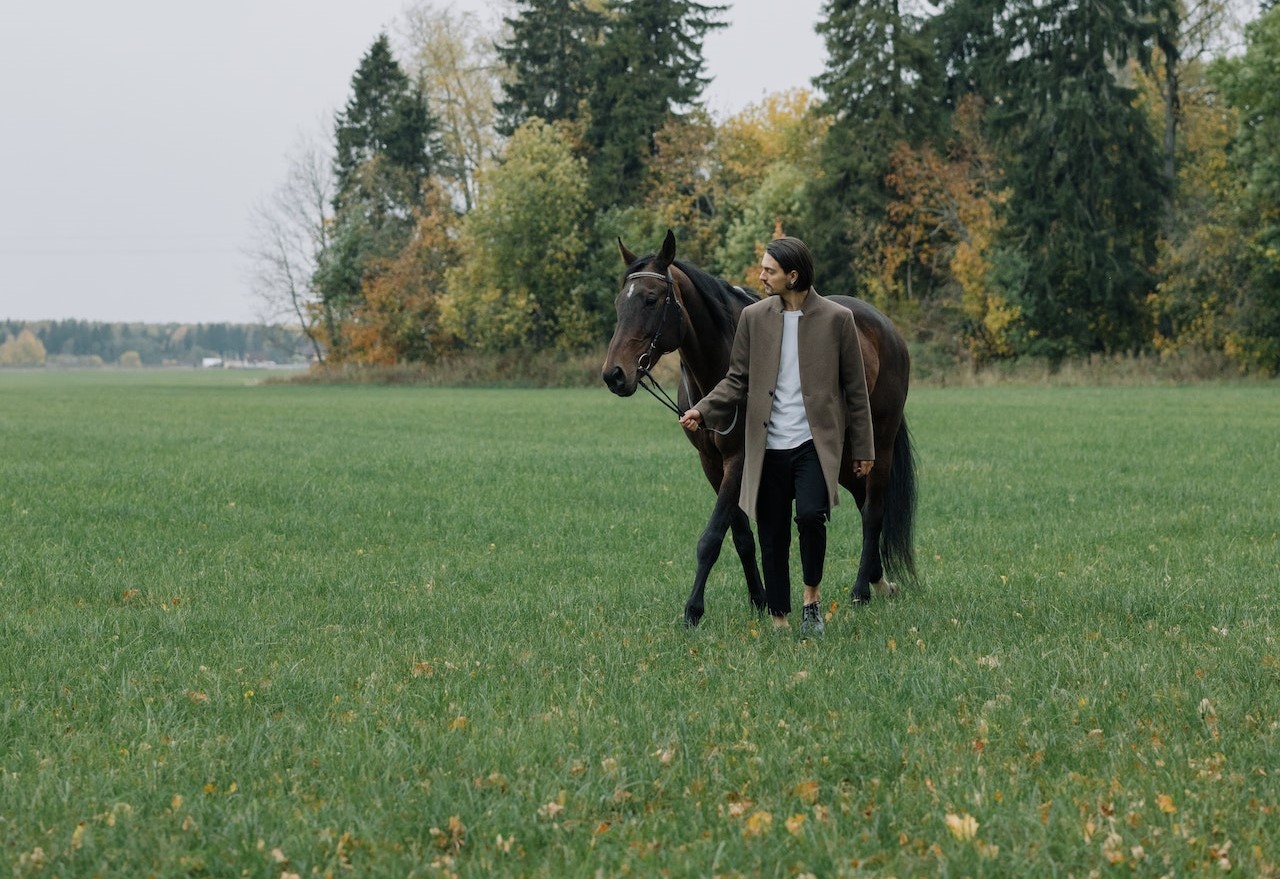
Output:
[693, 289, 874, 521]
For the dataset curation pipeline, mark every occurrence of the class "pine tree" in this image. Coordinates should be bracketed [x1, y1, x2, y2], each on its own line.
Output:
[333, 34, 437, 204]
[803, 0, 941, 296]
[317, 34, 442, 356]
[983, 0, 1170, 356]
[495, 0, 606, 135]
[584, 0, 726, 209]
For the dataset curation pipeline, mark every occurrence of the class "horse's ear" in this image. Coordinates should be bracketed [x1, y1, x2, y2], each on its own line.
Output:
[618, 238, 638, 266]
[657, 229, 677, 269]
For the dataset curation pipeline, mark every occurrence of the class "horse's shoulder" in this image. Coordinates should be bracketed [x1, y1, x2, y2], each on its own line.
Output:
[823, 292, 864, 311]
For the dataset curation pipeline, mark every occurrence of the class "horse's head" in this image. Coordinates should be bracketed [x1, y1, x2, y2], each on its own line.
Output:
[602, 229, 686, 396]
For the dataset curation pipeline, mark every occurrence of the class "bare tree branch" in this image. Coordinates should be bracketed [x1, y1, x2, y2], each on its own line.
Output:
[245, 135, 334, 362]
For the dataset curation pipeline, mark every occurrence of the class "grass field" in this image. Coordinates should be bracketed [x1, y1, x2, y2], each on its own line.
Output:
[1, 369, 1277, 877]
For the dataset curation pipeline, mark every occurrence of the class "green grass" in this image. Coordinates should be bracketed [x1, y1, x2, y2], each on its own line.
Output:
[1, 370, 1278, 877]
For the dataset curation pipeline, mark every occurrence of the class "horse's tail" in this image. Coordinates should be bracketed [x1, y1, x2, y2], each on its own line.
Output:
[881, 416, 918, 585]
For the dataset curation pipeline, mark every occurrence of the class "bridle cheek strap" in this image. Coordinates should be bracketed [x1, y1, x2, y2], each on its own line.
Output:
[627, 270, 684, 371]
[623, 269, 731, 434]
[627, 269, 687, 417]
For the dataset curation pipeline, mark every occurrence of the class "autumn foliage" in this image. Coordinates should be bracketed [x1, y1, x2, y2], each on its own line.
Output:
[345, 182, 459, 365]
[269, 1, 1280, 375]
[879, 97, 1018, 360]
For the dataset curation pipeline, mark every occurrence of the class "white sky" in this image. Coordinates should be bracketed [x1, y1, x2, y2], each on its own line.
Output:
[0, 0, 826, 325]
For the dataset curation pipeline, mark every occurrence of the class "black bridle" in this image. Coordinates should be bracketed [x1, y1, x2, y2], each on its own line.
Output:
[622, 267, 738, 437]
[626, 269, 686, 420]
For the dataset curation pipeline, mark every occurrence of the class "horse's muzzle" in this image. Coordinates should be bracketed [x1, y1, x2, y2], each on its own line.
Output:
[602, 365, 635, 396]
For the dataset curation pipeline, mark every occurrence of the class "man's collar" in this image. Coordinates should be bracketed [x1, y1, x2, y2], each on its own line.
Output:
[769, 287, 818, 313]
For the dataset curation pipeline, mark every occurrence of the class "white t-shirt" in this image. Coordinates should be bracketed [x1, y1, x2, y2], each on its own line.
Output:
[766, 309, 814, 450]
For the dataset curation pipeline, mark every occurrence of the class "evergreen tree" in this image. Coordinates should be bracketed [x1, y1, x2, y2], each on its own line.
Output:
[982, 0, 1169, 356]
[317, 34, 442, 356]
[931, 0, 1196, 356]
[585, 0, 726, 209]
[930, 0, 1006, 107]
[803, 0, 941, 296]
[333, 34, 437, 204]
[495, 0, 606, 135]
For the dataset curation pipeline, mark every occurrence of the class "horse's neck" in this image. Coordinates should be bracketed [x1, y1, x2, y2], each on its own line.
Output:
[677, 286, 735, 398]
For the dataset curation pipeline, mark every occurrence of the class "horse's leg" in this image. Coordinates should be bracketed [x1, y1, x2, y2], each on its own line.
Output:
[684, 449, 763, 624]
[728, 507, 767, 612]
[714, 452, 765, 613]
[684, 483, 741, 627]
[850, 467, 885, 604]
[850, 450, 903, 602]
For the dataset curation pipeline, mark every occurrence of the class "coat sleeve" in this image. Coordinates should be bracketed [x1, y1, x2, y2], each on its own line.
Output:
[840, 312, 876, 461]
[693, 309, 751, 430]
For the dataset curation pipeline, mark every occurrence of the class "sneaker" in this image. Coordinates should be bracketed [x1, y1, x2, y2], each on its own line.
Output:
[800, 602, 825, 636]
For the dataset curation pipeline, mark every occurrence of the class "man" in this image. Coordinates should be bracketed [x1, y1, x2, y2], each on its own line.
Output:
[680, 237, 874, 635]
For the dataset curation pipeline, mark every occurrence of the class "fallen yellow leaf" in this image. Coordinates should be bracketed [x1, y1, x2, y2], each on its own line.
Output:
[945, 812, 979, 841]
[743, 810, 773, 838]
[792, 780, 820, 804]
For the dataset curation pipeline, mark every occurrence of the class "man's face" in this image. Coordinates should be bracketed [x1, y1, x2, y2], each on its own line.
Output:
[759, 253, 791, 295]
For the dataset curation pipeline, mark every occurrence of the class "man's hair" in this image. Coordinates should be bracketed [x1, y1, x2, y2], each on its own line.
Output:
[765, 237, 815, 292]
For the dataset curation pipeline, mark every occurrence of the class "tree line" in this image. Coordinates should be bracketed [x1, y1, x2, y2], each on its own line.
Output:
[0, 320, 309, 368]
[250, 0, 1280, 375]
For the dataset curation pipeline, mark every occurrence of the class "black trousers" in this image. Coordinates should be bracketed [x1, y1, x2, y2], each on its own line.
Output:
[757, 440, 828, 617]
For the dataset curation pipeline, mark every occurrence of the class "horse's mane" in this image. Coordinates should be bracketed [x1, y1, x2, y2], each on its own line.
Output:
[626, 254, 759, 343]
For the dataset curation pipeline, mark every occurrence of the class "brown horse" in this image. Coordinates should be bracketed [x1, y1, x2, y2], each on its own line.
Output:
[602, 231, 916, 626]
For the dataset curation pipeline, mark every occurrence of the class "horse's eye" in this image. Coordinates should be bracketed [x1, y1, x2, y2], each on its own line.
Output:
[644, 295, 659, 307]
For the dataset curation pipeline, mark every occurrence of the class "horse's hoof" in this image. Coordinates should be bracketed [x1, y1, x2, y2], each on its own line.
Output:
[873, 579, 899, 598]
[684, 608, 704, 628]
[851, 586, 872, 605]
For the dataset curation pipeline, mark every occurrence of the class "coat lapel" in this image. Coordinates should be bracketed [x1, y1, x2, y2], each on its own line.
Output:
[759, 296, 784, 386]
[794, 289, 820, 375]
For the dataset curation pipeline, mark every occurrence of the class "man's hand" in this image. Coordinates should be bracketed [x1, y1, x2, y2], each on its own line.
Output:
[679, 408, 703, 431]
[853, 460, 874, 478]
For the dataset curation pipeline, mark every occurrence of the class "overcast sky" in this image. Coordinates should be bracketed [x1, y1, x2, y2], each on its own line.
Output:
[0, 0, 827, 325]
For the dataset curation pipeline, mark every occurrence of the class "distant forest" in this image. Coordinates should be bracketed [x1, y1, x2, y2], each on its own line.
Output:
[0, 319, 310, 367]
